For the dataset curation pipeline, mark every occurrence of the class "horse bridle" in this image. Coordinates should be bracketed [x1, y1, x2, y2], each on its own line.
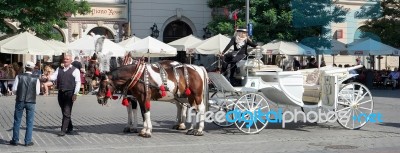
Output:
[100, 75, 117, 98]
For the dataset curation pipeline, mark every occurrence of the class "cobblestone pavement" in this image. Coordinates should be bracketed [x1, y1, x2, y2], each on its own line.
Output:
[0, 90, 399, 153]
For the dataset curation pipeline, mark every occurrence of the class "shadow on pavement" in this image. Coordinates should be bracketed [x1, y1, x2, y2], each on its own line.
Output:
[378, 122, 400, 128]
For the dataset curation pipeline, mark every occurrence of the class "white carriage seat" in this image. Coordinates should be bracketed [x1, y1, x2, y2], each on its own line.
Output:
[208, 72, 242, 92]
[299, 66, 337, 103]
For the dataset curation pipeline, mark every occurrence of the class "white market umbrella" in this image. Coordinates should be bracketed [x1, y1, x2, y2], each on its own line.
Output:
[168, 34, 203, 52]
[190, 34, 232, 55]
[119, 36, 142, 49]
[99, 39, 127, 57]
[0, 32, 58, 55]
[319, 39, 347, 64]
[262, 40, 316, 56]
[347, 38, 398, 56]
[46, 40, 68, 56]
[319, 39, 347, 55]
[68, 35, 96, 56]
[126, 36, 177, 57]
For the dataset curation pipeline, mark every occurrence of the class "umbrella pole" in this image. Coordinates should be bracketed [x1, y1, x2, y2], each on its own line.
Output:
[218, 56, 221, 69]
[189, 53, 192, 64]
[385, 56, 387, 70]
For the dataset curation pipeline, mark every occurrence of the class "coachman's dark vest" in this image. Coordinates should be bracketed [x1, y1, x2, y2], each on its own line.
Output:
[16, 73, 39, 103]
[57, 66, 76, 91]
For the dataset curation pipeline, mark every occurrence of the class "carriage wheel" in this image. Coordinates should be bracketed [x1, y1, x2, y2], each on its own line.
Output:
[233, 93, 270, 134]
[208, 98, 235, 127]
[336, 82, 373, 130]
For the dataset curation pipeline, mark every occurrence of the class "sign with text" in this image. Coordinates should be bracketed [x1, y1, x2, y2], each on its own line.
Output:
[74, 6, 127, 19]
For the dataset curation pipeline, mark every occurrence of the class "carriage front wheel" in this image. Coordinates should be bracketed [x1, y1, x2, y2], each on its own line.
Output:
[336, 82, 374, 130]
[233, 93, 270, 134]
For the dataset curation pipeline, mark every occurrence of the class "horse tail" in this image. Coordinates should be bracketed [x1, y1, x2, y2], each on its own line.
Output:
[199, 66, 209, 112]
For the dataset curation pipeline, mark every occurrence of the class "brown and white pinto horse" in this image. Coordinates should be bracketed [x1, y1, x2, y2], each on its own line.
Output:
[90, 54, 141, 133]
[96, 60, 209, 137]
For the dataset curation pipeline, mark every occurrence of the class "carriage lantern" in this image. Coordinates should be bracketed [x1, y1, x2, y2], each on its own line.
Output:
[150, 23, 159, 38]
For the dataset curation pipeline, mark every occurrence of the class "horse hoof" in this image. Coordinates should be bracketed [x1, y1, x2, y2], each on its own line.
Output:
[138, 133, 151, 138]
[186, 129, 195, 135]
[194, 131, 204, 136]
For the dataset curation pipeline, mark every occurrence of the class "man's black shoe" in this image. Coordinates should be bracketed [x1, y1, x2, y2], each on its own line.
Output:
[9, 140, 18, 146]
[25, 142, 34, 146]
[57, 132, 66, 136]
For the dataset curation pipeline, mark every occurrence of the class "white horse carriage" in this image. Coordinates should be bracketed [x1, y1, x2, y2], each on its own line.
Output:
[207, 49, 374, 134]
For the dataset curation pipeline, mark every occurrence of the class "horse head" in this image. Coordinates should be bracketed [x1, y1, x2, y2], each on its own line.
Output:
[96, 73, 116, 105]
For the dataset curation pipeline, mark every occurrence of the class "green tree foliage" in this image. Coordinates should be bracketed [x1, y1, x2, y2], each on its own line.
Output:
[359, 0, 400, 48]
[207, 0, 348, 49]
[0, 0, 90, 39]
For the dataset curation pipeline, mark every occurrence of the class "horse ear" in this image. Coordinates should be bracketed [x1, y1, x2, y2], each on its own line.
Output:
[92, 53, 98, 60]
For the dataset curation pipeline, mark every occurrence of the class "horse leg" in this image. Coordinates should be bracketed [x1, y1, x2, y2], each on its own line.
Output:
[194, 101, 206, 136]
[186, 95, 205, 136]
[131, 98, 139, 133]
[186, 98, 197, 135]
[172, 102, 186, 130]
[138, 101, 152, 138]
[123, 103, 133, 133]
[123, 98, 138, 133]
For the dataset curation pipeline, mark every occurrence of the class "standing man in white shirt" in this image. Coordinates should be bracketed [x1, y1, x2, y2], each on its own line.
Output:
[9, 61, 40, 146]
[46, 55, 81, 136]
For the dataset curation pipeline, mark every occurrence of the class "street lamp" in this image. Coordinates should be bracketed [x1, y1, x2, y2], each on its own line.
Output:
[150, 23, 159, 38]
[203, 27, 211, 39]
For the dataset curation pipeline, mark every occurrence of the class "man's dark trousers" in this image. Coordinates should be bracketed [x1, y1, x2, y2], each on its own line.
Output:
[58, 90, 74, 132]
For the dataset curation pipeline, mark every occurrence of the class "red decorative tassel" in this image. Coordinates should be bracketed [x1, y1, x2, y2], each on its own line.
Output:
[160, 85, 167, 97]
[95, 69, 100, 76]
[185, 88, 191, 96]
[161, 91, 167, 97]
[122, 98, 129, 107]
[112, 95, 118, 100]
[145, 101, 151, 110]
[106, 89, 111, 98]
[160, 85, 165, 91]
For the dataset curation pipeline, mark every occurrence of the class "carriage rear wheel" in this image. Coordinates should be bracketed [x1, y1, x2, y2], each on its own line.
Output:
[233, 93, 270, 134]
[336, 82, 374, 130]
[209, 99, 235, 127]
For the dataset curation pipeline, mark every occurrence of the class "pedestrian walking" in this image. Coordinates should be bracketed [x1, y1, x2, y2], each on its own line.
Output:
[47, 55, 81, 136]
[9, 61, 40, 146]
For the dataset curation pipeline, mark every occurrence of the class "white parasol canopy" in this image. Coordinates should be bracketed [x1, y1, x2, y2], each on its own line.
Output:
[168, 34, 203, 52]
[98, 38, 127, 57]
[46, 40, 68, 56]
[119, 36, 142, 49]
[262, 40, 316, 56]
[68, 35, 126, 57]
[319, 39, 347, 55]
[126, 36, 177, 57]
[347, 38, 399, 56]
[0, 32, 58, 55]
[189, 34, 232, 55]
[68, 35, 96, 55]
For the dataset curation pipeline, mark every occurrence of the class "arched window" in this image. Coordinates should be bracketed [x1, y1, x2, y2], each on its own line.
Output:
[163, 21, 192, 43]
[88, 27, 115, 41]
[162, 21, 193, 63]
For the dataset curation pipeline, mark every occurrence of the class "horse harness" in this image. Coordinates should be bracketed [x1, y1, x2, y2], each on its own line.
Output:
[119, 61, 192, 99]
